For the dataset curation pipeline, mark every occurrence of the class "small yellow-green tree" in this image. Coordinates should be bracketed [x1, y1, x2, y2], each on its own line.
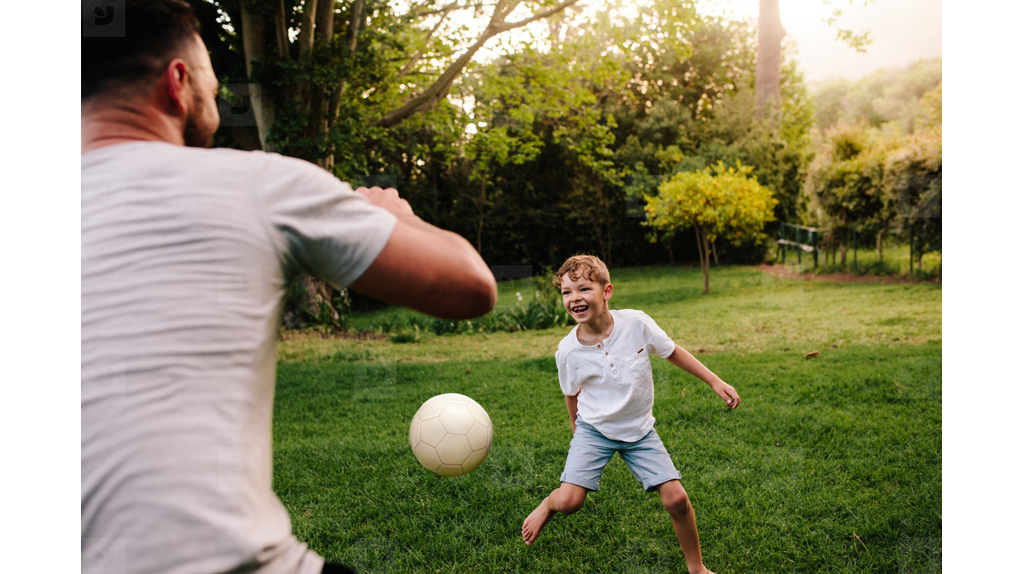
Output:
[645, 162, 778, 293]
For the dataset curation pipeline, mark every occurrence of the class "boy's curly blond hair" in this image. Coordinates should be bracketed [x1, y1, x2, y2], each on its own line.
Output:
[552, 254, 610, 288]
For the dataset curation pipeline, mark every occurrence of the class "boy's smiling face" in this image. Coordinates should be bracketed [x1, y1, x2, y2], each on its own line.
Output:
[559, 274, 613, 325]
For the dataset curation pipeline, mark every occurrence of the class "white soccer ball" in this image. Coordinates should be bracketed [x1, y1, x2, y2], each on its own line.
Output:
[409, 393, 492, 477]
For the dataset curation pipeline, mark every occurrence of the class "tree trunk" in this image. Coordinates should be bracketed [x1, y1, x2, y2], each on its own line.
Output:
[876, 229, 884, 262]
[345, 0, 365, 54]
[299, 275, 340, 324]
[298, 0, 318, 55]
[695, 225, 710, 294]
[703, 233, 711, 293]
[274, 0, 290, 59]
[840, 241, 847, 266]
[711, 239, 718, 265]
[755, 0, 785, 115]
[239, 4, 276, 151]
[477, 213, 484, 255]
[321, 0, 364, 169]
[315, 0, 335, 43]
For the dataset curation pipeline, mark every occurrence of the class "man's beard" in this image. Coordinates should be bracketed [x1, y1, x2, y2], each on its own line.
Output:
[183, 92, 216, 148]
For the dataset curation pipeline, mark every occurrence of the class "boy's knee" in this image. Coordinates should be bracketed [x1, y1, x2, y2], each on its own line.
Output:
[555, 485, 587, 515]
[660, 484, 692, 516]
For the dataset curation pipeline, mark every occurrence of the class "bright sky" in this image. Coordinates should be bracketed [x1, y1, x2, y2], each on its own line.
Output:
[701, 0, 942, 83]
[437, 0, 942, 86]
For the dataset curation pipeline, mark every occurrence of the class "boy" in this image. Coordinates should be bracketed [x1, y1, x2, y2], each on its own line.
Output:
[521, 255, 739, 574]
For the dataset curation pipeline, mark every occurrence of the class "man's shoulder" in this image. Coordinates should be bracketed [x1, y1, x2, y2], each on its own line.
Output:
[84, 142, 319, 175]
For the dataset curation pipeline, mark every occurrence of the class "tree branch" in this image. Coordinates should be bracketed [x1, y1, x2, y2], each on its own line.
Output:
[397, 4, 457, 80]
[374, 0, 583, 128]
[494, 0, 582, 33]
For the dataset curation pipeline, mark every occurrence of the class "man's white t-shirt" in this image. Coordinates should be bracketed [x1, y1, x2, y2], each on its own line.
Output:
[555, 309, 676, 442]
[82, 142, 397, 574]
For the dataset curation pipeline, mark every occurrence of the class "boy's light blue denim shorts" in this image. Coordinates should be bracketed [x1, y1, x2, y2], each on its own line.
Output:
[560, 418, 681, 493]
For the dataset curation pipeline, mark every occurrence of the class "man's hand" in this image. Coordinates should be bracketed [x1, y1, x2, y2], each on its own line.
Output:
[348, 185, 496, 320]
[354, 186, 415, 219]
[711, 380, 740, 410]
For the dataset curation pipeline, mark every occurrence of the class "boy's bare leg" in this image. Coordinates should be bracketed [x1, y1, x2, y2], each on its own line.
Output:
[522, 482, 588, 545]
[656, 480, 714, 574]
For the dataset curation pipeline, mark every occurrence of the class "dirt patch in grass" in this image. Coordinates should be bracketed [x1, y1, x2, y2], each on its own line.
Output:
[757, 264, 940, 284]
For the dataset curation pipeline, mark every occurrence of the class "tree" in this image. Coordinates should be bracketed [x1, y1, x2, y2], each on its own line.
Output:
[755, 0, 785, 114]
[811, 58, 942, 133]
[756, 0, 874, 116]
[804, 121, 899, 265]
[884, 83, 941, 270]
[644, 162, 778, 293]
[215, 0, 585, 158]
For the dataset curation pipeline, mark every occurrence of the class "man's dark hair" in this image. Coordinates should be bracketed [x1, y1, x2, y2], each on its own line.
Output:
[82, 0, 202, 101]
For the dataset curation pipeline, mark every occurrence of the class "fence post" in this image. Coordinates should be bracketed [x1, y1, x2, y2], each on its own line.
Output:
[781, 223, 787, 263]
[853, 228, 857, 270]
[908, 219, 913, 275]
[797, 227, 802, 265]
[812, 230, 818, 268]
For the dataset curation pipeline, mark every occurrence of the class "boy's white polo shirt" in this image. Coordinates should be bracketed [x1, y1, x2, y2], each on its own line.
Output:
[555, 309, 676, 442]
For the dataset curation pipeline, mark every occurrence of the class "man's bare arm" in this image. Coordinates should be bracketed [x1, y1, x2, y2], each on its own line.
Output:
[349, 187, 497, 320]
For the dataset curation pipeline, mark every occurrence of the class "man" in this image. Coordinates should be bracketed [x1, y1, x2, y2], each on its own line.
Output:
[81, 2, 497, 573]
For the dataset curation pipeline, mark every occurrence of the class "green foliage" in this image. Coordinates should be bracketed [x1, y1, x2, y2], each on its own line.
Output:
[811, 58, 942, 134]
[644, 162, 777, 293]
[423, 289, 572, 336]
[645, 162, 778, 245]
[805, 73, 941, 266]
[805, 121, 903, 247]
[884, 106, 942, 261]
[199, 1, 815, 287]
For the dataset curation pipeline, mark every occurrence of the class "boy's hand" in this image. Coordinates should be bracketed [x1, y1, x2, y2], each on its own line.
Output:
[711, 380, 740, 410]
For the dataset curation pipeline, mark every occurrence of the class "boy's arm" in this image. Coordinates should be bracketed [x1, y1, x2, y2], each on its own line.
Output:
[665, 344, 740, 409]
[565, 390, 580, 433]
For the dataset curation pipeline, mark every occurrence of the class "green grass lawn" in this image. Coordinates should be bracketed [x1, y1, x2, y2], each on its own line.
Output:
[273, 265, 941, 573]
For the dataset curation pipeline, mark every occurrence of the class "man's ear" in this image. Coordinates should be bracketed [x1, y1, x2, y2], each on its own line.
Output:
[162, 59, 189, 116]
[604, 283, 613, 301]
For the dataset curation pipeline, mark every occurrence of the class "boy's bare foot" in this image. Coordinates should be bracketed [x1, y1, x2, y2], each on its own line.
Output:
[521, 497, 555, 545]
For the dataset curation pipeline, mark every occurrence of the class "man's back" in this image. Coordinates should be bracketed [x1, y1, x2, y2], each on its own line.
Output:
[82, 142, 396, 574]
